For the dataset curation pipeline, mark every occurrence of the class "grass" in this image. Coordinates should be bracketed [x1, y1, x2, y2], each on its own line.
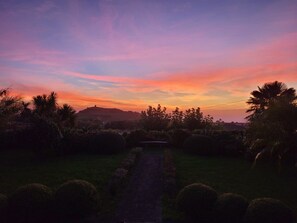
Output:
[174, 150, 297, 207]
[0, 149, 125, 194]
[164, 149, 297, 220]
[0, 149, 126, 219]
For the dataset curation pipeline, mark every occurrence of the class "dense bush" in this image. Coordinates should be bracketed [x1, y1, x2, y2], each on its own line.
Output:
[0, 193, 7, 223]
[55, 179, 99, 219]
[169, 129, 191, 148]
[125, 129, 151, 148]
[183, 135, 215, 155]
[214, 193, 249, 223]
[213, 131, 245, 156]
[8, 183, 53, 223]
[176, 183, 218, 221]
[62, 131, 126, 155]
[244, 198, 295, 223]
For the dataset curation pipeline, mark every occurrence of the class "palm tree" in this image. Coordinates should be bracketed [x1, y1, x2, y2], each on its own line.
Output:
[246, 81, 297, 120]
[32, 92, 58, 117]
[57, 104, 76, 128]
[0, 88, 22, 130]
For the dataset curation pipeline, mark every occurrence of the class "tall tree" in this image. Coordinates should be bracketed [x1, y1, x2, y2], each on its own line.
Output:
[0, 88, 23, 130]
[183, 107, 203, 130]
[246, 81, 297, 121]
[246, 81, 297, 168]
[57, 104, 76, 128]
[32, 92, 58, 117]
[169, 107, 184, 129]
[140, 104, 170, 130]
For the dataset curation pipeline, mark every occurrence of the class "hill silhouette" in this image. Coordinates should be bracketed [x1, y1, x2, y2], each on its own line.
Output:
[77, 106, 140, 122]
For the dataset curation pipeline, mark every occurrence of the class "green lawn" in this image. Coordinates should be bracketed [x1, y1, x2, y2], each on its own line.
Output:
[173, 150, 297, 211]
[0, 149, 125, 195]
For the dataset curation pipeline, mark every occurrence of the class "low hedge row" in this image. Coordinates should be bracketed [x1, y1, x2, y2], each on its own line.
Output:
[108, 147, 143, 195]
[176, 183, 296, 223]
[163, 149, 177, 197]
[0, 180, 99, 223]
[183, 133, 245, 157]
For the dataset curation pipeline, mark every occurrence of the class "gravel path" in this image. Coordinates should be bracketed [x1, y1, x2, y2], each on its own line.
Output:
[114, 152, 163, 223]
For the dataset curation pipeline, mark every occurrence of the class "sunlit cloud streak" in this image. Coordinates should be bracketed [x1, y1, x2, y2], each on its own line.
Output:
[0, 0, 296, 122]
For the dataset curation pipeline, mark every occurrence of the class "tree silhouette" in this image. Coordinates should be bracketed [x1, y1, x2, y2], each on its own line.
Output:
[0, 88, 22, 130]
[183, 107, 203, 130]
[169, 107, 183, 129]
[246, 81, 297, 168]
[57, 104, 76, 128]
[140, 104, 170, 130]
[246, 81, 297, 121]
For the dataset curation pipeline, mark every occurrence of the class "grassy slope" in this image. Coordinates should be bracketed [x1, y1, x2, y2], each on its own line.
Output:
[0, 150, 125, 195]
[174, 150, 297, 211]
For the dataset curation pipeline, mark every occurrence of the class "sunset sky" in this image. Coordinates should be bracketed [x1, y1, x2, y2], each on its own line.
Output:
[1, 0, 297, 122]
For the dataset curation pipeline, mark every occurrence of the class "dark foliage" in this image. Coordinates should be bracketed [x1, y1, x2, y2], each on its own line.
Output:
[213, 193, 249, 223]
[244, 198, 295, 223]
[0, 194, 7, 223]
[213, 131, 245, 157]
[183, 135, 215, 155]
[55, 180, 99, 219]
[176, 183, 218, 221]
[169, 129, 191, 148]
[125, 129, 151, 148]
[61, 131, 126, 155]
[7, 183, 53, 223]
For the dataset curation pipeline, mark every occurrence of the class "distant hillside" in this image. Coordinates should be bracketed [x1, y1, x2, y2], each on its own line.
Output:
[77, 106, 140, 122]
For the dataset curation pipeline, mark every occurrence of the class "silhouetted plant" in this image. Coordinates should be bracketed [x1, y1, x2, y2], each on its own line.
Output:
[169, 129, 191, 148]
[245, 81, 297, 168]
[0, 193, 7, 223]
[183, 135, 215, 155]
[8, 184, 53, 223]
[213, 193, 249, 223]
[55, 180, 99, 219]
[176, 183, 218, 222]
[140, 104, 171, 130]
[0, 88, 23, 131]
[244, 198, 295, 223]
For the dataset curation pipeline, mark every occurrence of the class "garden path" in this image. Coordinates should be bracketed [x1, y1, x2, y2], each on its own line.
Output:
[114, 151, 163, 223]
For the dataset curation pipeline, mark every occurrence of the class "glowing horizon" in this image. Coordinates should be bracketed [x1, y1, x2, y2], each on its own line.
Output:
[1, 0, 297, 122]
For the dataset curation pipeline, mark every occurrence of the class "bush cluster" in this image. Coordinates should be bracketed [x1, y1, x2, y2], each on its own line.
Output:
[0, 180, 99, 223]
[176, 183, 296, 223]
[62, 131, 126, 155]
[168, 129, 191, 148]
[183, 135, 215, 155]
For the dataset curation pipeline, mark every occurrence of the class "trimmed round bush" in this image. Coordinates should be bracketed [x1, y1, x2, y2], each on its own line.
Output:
[214, 193, 249, 223]
[183, 135, 215, 155]
[244, 198, 295, 223]
[88, 132, 126, 154]
[0, 193, 8, 222]
[55, 179, 99, 219]
[8, 183, 53, 223]
[176, 183, 218, 220]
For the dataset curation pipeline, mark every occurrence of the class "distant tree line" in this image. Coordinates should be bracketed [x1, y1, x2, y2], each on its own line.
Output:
[140, 104, 223, 131]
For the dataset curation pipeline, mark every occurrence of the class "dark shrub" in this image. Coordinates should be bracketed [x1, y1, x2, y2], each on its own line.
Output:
[0, 193, 7, 223]
[213, 131, 245, 156]
[88, 131, 126, 154]
[244, 198, 295, 223]
[176, 183, 218, 221]
[8, 183, 53, 223]
[55, 179, 99, 219]
[169, 129, 191, 148]
[214, 193, 249, 223]
[183, 135, 215, 155]
[125, 129, 150, 148]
